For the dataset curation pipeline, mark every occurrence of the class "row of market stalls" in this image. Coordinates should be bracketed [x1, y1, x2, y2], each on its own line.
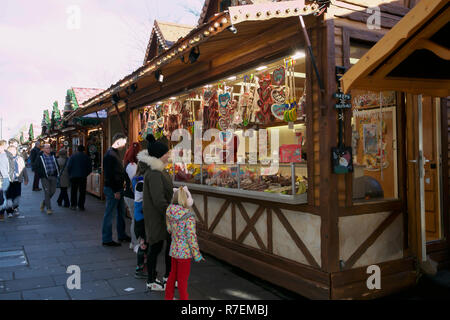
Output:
[40, 0, 449, 299]
[38, 87, 106, 197]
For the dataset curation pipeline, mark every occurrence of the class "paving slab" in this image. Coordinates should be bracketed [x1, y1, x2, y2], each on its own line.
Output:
[22, 286, 70, 300]
[0, 292, 22, 300]
[66, 280, 117, 300]
[0, 271, 14, 281]
[3, 276, 55, 293]
[52, 271, 95, 286]
[14, 266, 67, 280]
[107, 276, 148, 295]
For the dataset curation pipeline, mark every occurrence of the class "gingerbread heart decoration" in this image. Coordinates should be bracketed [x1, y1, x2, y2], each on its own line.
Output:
[218, 117, 230, 131]
[147, 120, 156, 129]
[218, 93, 230, 107]
[271, 104, 288, 120]
[173, 101, 182, 113]
[156, 117, 164, 128]
[257, 86, 272, 102]
[272, 66, 285, 86]
[204, 90, 213, 102]
[258, 77, 271, 92]
[271, 87, 289, 104]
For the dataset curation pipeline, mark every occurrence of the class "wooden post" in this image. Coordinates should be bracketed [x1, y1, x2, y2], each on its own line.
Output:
[317, 18, 340, 274]
[114, 103, 128, 136]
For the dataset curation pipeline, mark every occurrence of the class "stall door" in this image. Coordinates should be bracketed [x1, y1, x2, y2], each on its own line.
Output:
[406, 94, 443, 262]
[422, 97, 442, 241]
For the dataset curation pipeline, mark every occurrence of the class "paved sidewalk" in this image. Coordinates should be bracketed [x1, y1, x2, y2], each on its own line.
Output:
[0, 169, 301, 300]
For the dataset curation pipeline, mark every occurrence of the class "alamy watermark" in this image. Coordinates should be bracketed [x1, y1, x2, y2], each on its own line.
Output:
[366, 265, 381, 290]
[170, 121, 281, 174]
[366, 6, 381, 30]
[66, 265, 81, 290]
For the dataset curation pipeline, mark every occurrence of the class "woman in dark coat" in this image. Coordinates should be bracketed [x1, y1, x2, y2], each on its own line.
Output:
[137, 134, 173, 291]
[56, 149, 70, 207]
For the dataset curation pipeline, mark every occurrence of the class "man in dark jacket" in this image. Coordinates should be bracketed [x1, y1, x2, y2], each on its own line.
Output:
[101, 133, 131, 247]
[34, 144, 59, 215]
[67, 145, 92, 211]
[30, 141, 42, 191]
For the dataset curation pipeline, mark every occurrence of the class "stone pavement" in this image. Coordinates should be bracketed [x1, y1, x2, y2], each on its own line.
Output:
[0, 169, 302, 300]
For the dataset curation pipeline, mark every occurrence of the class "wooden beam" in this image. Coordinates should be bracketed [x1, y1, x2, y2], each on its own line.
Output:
[198, 234, 330, 299]
[192, 202, 205, 225]
[343, 210, 402, 270]
[273, 207, 320, 269]
[340, 199, 403, 216]
[198, 230, 331, 286]
[231, 202, 236, 241]
[319, 18, 340, 273]
[187, 188, 319, 215]
[113, 103, 127, 135]
[350, 77, 450, 97]
[374, 6, 450, 79]
[415, 39, 450, 60]
[236, 205, 265, 244]
[236, 202, 267, 251]
[208, 199, 230, 233]
[267, 208, 273, 254]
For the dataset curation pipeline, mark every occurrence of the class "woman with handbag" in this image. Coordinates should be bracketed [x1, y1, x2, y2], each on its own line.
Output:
[56, 149, 70, 208]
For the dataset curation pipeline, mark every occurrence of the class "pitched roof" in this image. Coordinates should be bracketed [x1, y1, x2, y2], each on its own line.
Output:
[143, 21, 194, 63]
[72, 87, 104, 106]
[198, 0, 256, 25]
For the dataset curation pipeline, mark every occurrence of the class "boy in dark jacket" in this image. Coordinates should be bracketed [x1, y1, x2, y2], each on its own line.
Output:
[101, 133, 131, 247]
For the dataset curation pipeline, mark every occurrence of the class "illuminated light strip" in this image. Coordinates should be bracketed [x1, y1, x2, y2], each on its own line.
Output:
[82, 15, 231, 108]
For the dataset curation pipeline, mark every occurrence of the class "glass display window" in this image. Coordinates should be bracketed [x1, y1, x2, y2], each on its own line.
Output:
[349, 40, 399, 203]
[351, 91, 399, 202]
[141, 51, 310, 203]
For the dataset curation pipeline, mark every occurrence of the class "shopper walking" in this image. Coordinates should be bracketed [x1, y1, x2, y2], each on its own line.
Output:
[5, 144, 29, 218]
[137, 134, 173, 291]
[56, 148, 70, 208]
[30, 141, 42, 191]
[35, 144, 60, 215]
[101, 133, 131, 247]
[0, 140, 10, 222]
[165, 186, 203, 300]
[124, 142, 141, 250]
[67, 145, 92, 211]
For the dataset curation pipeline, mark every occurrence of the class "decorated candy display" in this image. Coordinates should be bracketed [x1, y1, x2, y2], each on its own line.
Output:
[256, 74, 273, 124]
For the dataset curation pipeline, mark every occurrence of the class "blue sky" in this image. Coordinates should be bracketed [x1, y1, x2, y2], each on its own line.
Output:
[0, 0, 204, 140]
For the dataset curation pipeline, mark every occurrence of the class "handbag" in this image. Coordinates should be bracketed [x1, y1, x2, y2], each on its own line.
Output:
[57, 159, 68, 188]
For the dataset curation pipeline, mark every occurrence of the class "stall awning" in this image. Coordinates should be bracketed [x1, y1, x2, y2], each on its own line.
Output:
[340, 0, 450, 97]
[74, 0, 324, 118]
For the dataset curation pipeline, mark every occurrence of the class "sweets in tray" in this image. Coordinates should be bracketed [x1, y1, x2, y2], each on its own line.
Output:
[171, 164, 308, 195]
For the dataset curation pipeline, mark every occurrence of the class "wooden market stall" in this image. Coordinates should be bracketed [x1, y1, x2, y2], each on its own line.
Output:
[340, 0, 449, 272]
[64, 87, 107, 198]
[73, 0, 447, 299]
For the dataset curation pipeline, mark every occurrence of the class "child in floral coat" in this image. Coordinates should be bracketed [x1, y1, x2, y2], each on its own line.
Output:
[165, 186, 203, 300]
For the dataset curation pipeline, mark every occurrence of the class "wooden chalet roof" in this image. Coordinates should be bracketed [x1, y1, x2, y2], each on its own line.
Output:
[340, 0, 450, 97]
[72, 87, 104, 106]
[75, 0, 323, 118]
[143, 21, 194, 63]
[198, 0, 257, 25]
[63, 87, 104, 121]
